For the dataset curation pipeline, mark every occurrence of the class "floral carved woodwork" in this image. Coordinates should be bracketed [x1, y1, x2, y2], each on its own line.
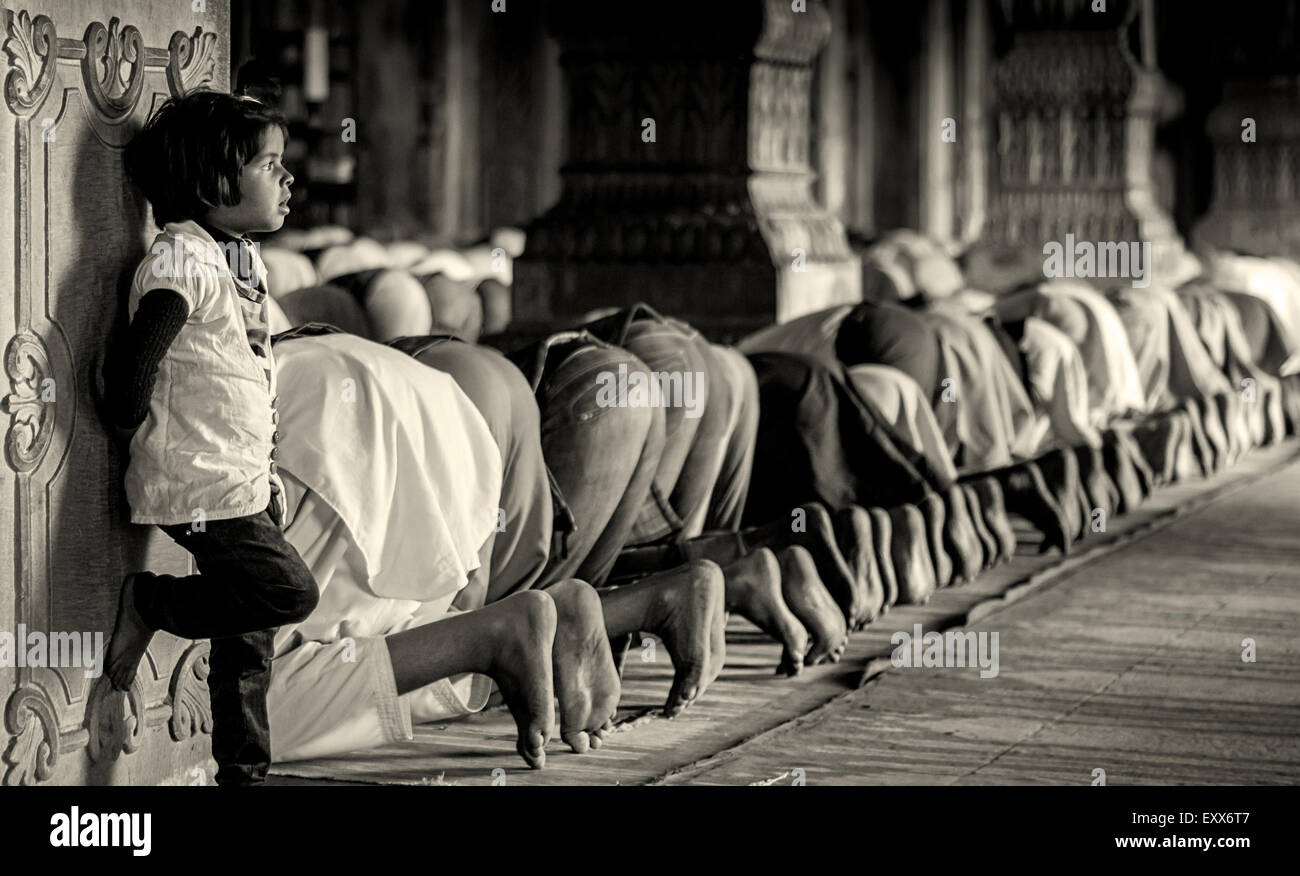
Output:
[80, 18, 146, 121]
[2, 684, 57, 786]
[1, 330, 53, 473]
[2, 10, 56, 115]
[166, 27, 218, 98]
[168, 643, 213, 742]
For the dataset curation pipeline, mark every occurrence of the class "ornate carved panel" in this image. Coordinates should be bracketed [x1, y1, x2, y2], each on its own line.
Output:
[1, 1, 228, 785]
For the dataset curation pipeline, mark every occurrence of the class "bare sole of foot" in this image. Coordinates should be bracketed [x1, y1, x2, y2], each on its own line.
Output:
[1036, 448, 1083, 544]
[1132, 413, 1181, 487]
[866, 507, 898, 611]
[962, 484, 999, 569]
[1101, 430, 1144, 514]
[916, 493, 953, 589]
[721, 547, 810, 676]
[941, 485, 983, 585]
[968, 476, 1016, 563]
[1117, 427, 1158, 497]
[887, 504, 936, 605]
[991, 461, 1069, 555]
[778, 546, 847, 665]
[106, 573, 156, 692]
[485, 590, 558, 769]
[832, 505, 884, 629]
[1264, 386, 1288, 446]
[1197, 395, 1231, 472]
[1212, 393, 1245, 466]
[749, 503, 861, 629]
[1074, 444, 1118, 520]
[645, 559, 727, 717]
[546, 579, 621, 754]
[1181, 398, 1215, 477]
[1060, 449, 1093, 541]
[790, 503, 861, 627]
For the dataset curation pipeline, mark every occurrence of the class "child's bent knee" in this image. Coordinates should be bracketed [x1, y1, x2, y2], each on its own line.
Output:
[275, 570, 319, 624]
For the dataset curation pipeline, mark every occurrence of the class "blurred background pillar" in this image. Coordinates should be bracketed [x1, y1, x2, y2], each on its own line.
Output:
[513, 0, 859, 338]
[965, 0, 1182, 292]
[919, 0, 956, 246]
[1192, 1, 1300, 259]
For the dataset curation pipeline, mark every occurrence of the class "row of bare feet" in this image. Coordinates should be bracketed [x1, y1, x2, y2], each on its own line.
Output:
[682, 428, 1174, 684]
[500, 407, 1253, 770]
[101, 413, 1211, 774]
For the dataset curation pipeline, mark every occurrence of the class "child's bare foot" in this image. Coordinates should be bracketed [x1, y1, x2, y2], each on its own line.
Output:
[106, 573, 156, 691]
[485, 590, 557, 769]
[545, 579, 620, 754]
[778, 546, 847, 665]
[643, 560, 727, 717]
[722, 548, 809, 676]
[833, 505, 884, 628]
[866, 507, 898, 610]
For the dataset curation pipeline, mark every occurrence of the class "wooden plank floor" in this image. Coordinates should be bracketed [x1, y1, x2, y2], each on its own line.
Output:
[664, 447, 1300, 786]
[269, 440, 1300, 786]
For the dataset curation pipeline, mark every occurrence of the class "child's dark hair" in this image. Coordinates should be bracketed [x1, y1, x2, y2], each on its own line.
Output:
[125, 89, 288, 228]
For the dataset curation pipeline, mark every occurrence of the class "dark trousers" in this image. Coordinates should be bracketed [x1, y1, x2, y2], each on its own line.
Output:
[508, 331, 666, 587]
[134, 505, 318, 785]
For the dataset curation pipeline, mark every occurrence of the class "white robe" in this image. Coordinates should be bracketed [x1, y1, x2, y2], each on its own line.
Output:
[267, 333, 504, 762]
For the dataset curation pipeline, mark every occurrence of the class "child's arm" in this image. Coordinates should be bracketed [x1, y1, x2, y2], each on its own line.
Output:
[111, 289, 189, 437]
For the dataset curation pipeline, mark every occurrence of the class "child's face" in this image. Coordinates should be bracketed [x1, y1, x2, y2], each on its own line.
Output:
[205, 126, 293, 235]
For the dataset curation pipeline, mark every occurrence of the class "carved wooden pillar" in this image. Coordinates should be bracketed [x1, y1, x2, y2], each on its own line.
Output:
[966, 0, 1181, 291]
[513, 0, 859, 337]
[1192, 1, 1300, 258]
[1, 0, 228, 785]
